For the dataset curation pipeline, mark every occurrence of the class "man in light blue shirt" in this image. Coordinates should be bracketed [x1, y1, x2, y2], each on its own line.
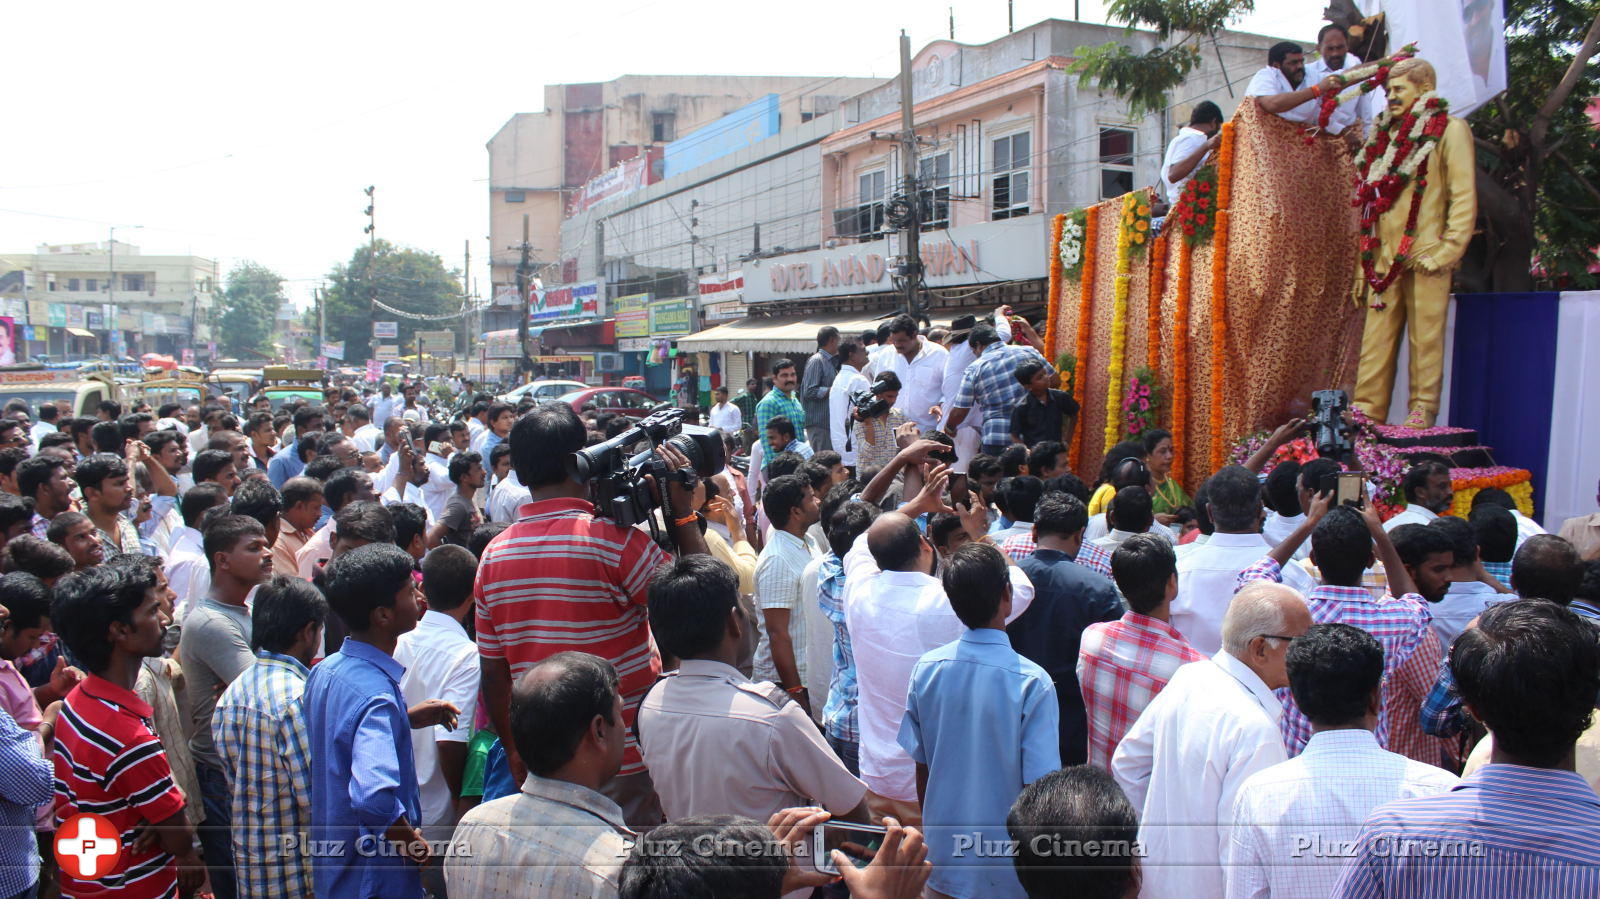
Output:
[306, 543, 457, 899]
[268, 405, 325, 488]
[899, 540, 1060, 899]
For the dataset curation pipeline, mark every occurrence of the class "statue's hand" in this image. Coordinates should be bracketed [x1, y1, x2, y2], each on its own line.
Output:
[1412, 252, 1442, 274]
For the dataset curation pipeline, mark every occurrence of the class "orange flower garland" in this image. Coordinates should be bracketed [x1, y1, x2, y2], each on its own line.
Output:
[1172, 240, 1191, 481]
[1146, 233, 1166, 374]
[1207, 122, 1236, 473]
[1067, 209, 1099, 472]
[1045, 213, 1066, 359]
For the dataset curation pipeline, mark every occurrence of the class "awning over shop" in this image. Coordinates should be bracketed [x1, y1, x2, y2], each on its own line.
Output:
[65, 328, 96, 338]
[675, 310, 960, 355]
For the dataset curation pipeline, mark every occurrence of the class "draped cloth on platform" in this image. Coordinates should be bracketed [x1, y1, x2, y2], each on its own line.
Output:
[1057, 102, 1364, 489]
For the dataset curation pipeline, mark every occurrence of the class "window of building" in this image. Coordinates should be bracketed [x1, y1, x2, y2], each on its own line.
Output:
[918, 153, 952, 231]
[991, 132, 1032, 220]
[504, 191, 526, 203]
[67, 278, 80, 291]
[1099, 127, 1136, 199]
[87, 279, 99, 291]
[652, 112, 677, 143]
[836, 168, 887, 238]
[122, 274, 145, 292]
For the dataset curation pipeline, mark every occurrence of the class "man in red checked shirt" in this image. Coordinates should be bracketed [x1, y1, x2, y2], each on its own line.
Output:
[50, 564, 204, 898]
[474, 404, 706, 829]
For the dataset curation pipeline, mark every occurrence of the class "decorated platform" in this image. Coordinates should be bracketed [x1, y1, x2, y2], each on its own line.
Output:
[1045, 102, 1366, 492]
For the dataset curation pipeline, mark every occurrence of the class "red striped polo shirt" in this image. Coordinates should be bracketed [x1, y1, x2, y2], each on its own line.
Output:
[475, 497, 671, 775]
[53, 674, 187, 898]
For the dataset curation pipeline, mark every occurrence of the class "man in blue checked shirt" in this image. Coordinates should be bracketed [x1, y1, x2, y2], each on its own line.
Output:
[943, 322, 1054, 457]
[1333, 600, 1600, 897]
[754, 359, 805, 462]
[213, 576, 327, 899]
[817, 499, 879, 776]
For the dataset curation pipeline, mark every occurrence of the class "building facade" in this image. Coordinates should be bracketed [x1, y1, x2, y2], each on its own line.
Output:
[0, 241, 216, 362]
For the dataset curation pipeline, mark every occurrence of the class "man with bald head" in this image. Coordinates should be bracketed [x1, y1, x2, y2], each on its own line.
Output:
[843, 440, 1038, 819]
[1113, 581, 1313, 898]
[447, 651, 634, 896]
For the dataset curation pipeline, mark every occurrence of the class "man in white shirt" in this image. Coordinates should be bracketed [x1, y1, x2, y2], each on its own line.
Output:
[1113, 581, 1312, 899]
[381, 444, 435, 525]
[1383, 460, 1453, 532]
[751, 473, 821, 708]
[828, 341, 870, 469]
[487, 466, 530, 524]
[348, 404, 381, 453]
[1304, 23, 1383, 142]
[1262, 461, 1308, 554]
[29, 405, 59, 448]
[421, 423, 455, 521]
[1089, 486, 1155, 553]
[168, 484, 230, 623]
[1173, 465, 1317, 655]
[845, 444, 1035, 813]
[883, 314, 949, 434]
[863, 322, 897, 378]
[1225, 623, 1457, 899]
[1161, 101, 1223, 204]
[394, 545, 481, 844]
[370, 383, 397, 428]
[1246, 41, 1341, 125]
[706, 385, 741, 437]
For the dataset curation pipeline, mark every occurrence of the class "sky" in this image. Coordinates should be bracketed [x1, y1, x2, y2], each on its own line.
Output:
[0, 0, 1325, 311]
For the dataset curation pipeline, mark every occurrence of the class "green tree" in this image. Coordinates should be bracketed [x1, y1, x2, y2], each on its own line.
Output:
[317, 240, 462, 364]
[1069, 0, 1600, 291]
[218, 261, 284, 358]
[1464, 1, 1600, 291]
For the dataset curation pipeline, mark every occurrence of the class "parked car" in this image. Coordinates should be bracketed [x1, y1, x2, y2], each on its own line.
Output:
[558, 387, 660, 419]
[497, 379, 587, 405]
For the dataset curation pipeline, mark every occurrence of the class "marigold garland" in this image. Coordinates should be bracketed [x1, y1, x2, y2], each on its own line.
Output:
[1146, 232, 1167, 373]
[1207, 121, 1236, 473]
[1120, 192, 1153, 257]
[1045, 212, 1066, 359]
[1067, 209, 1099, 472]
[1104, 193, 1138, 453]
[1171, 238, 1192, 481]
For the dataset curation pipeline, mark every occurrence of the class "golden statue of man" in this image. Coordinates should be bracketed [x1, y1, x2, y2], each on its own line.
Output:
[1352, 58, 1477, 428]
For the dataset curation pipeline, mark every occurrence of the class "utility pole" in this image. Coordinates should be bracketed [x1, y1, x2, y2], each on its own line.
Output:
[461, 239, 472, 378]
[514, 214, 533, 381]
[896, 30, 926, 324]
[363, 186, 377, 363]
[316, 284, 326, 359]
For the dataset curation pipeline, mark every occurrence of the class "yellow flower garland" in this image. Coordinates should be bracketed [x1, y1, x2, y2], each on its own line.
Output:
[1104, 193, 1138, 452]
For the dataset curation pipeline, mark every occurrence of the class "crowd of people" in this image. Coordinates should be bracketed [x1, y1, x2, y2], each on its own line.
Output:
[0, 306, 1597, 899]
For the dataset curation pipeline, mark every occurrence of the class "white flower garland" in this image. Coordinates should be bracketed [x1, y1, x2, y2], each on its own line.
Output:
[1361, 91, 1446, 188]
[1059, 217, 1084, 271]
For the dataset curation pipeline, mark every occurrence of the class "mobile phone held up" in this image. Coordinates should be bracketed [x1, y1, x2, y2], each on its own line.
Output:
[813, 821, 887, 875]
[1319, 470, 1368, 509]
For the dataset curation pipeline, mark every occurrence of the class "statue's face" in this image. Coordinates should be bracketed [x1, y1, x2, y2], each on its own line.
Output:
[1388, 74, 1424, 117]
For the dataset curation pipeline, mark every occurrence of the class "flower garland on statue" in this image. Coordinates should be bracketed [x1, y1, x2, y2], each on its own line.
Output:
[1207, 121, 1236, 473]
[1146, 232, 1167, 373]
[1067, 209, 1099, 471]
[1312, 43, 1418, 139]
[1122, 367, 1162, 439]
[1103, 193, 1139, 452]
[1355, 91, 1450, 305]
[1170, 166, 1219, 246]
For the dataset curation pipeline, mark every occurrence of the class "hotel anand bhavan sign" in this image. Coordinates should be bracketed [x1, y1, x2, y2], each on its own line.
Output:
[743, 216, 1046, 304]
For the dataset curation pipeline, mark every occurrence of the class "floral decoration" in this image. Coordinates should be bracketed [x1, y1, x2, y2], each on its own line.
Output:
[1354, 90, 1450, 305]
[1171, 237, 1192, 480]
[1104, 193, 1138, 452]
[1311, 43, 1418, 143]
[1068, 208, 1099, 472]
[1045, 212, 1067, 359]
[1226, 410, 1409, 519]
[1170, 165, 1219, 247]
[1450, 469, 1535, 519]
[1146, 232, 1167, 373]
[1122, 367, 1162, 439]
[1120, 191, 1153, 257]
[1206, 121, 1235, 472]
[1055, 352, 1077, 398]
[1059, 209, 1089, 281]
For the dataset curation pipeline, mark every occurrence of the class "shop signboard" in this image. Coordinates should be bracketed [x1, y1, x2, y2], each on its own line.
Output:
[372, 321, 399, 339]
[648, 297, 695, 337]
[613, 293, 651, 339]
[374, 344, 400, 360]
[531, 280, 604, 322]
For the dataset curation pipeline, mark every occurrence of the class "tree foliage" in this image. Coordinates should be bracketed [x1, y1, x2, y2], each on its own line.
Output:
[1068, 0, 1256, 118]
[1463, 0, 1600, 291]
[217, 261, 284, 358]
[315, 240, 462, 364]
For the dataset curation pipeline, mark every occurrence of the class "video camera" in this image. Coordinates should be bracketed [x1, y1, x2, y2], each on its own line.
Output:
[565, 407, 726, 533]
[850, 387, 892, 421]
[1310, 389, 1354, 459]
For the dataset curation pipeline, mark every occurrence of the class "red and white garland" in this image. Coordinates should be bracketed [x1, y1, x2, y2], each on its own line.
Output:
[1353, 91, 1450, 306]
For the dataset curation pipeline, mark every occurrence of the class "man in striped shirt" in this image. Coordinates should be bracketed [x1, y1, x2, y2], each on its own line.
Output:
[1238, 498, 1445, 763]
[1334, 600, 1600, 897]
[753, 359, 804, 461]
[51, 564, 204, 898]
[474, 404, 706, 829]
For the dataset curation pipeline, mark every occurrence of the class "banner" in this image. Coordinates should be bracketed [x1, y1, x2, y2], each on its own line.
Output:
[366, 359, 384, 382]
[181, 349, 195, 366]
[321, 341, 346, 361]
[483, 329, 523, 359]
[568, 151, 660, 214]
[374, 344, 400, 360]
[531, 280, 604, 322]
[415, 330, 455, 355]
[1356, 0, 1505, 117]
[373, 321, 398, 339]
[614, 293, 651, 339]
[648, 297, 696, 337]
[0, 317, 15, 364]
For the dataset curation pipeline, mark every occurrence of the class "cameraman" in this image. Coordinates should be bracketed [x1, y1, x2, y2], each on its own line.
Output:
[850, 371, 910, 471]
[474, 404, 705, 829]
